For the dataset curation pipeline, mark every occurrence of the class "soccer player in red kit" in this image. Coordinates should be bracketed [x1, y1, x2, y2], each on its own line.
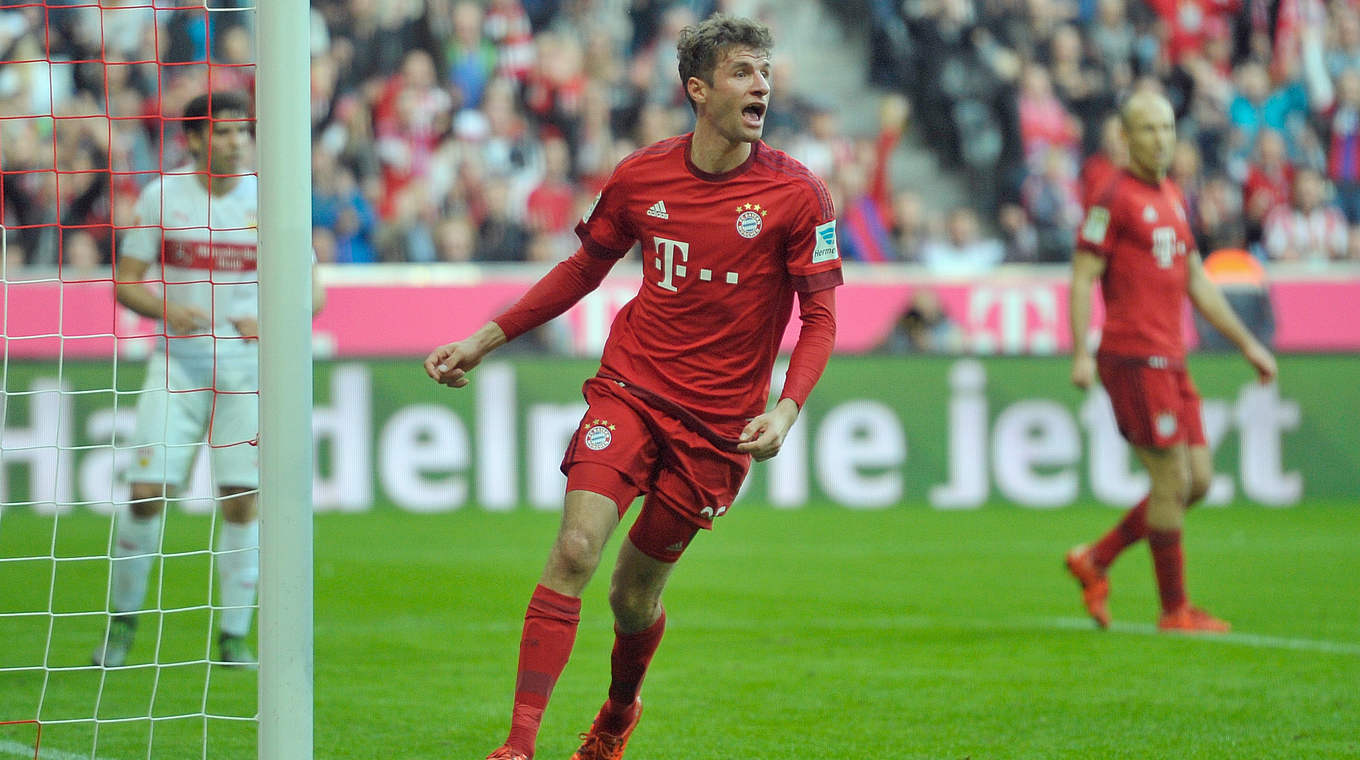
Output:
[423, 15, 840, 760]
[1066, 91, 1276, 633]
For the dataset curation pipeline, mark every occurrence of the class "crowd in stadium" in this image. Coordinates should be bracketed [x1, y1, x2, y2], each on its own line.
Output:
[2, 0, 1360, 271]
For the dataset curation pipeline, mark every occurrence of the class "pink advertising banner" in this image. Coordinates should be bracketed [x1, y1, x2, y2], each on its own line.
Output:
[2, 268, 1357, 359]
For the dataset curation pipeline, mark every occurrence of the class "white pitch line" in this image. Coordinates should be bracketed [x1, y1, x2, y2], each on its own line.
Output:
[0, 738, 122, 760]
[1044, 616, 1360, 655]
[448, 613, 1360, 655]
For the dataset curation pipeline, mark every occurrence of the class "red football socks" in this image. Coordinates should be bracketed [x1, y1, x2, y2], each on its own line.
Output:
[505, 584, 582, 756]
[600, 610, 666, 733]
[1147, 529, 1187, 613]
[1090, 497, 1149, 569]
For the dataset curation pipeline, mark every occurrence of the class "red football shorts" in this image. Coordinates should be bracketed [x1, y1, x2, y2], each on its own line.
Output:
[561, 378, 750, 563]
[1097, 355, 1206, 449]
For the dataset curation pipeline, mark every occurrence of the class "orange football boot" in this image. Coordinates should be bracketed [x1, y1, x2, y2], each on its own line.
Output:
[1065, 544, 1111, 629]
[1158, 605, 1231, 633]
[570, 698, 642, 760]
[485, 746, 528, 760]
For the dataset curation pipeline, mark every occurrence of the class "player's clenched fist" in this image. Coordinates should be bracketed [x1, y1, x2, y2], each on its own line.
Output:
[424, 322, 507, 388]
[424, 342, 478, 387]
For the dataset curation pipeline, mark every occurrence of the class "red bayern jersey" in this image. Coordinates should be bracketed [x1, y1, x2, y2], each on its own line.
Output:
[1076, 170, 1195, 360]
[576, 134, 842, 434]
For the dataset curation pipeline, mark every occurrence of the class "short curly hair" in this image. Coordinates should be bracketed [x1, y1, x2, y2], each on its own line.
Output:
[182, 91, 252, 136]
[676, 14, 773, 113]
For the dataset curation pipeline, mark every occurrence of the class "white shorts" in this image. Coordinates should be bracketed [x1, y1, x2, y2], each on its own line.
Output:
[126, 351, 259, 489]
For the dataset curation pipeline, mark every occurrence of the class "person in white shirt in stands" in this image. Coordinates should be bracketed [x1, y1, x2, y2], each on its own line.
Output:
[93, 91, 325, 668]
[1263, 167, 1349, 262]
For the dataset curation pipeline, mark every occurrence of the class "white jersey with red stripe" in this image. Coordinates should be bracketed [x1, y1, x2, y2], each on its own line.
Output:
[121, 166, 258, 362]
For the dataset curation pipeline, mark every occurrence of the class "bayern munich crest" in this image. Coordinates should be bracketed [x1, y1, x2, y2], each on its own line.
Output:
[1156, 411, 1178, 438]
[735, 202, 767, 238]
[583, 419, 615, 450]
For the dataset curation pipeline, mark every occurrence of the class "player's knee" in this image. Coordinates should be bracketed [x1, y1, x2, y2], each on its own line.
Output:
[128, 485, 167, 518]
[551, 528, 604, 580]
[219, 488, 257, 522]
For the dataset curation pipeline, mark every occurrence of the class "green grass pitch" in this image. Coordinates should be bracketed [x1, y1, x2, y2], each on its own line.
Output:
[2, 501, 1357, 759]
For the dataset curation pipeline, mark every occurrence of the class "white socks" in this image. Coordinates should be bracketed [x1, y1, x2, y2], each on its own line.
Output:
[111, 514, 161, 614]
[215, 520, 259, 638]
[110, 512, 259, 639]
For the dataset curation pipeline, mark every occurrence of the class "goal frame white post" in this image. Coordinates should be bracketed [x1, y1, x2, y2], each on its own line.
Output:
[255, 3, 315, 759]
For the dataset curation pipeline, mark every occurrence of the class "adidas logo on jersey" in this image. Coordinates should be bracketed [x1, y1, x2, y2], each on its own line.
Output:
[646, 200, 669, 219]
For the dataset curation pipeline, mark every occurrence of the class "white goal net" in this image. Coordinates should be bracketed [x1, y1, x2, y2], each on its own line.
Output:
[0, 3, 270, 758]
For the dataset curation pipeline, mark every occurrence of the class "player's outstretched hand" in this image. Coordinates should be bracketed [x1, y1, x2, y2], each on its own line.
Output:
[423, 341, 481, 388]
[1244, 341, 1278, 384]
[1071, 354, 1095, 390]
[423, 323, 507, 389]
[738, 398, 800, 462]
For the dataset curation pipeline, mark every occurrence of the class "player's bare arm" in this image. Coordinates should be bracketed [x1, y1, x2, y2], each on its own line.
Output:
[1186, 252, 1278, 383]
[113, 255, 210, 334]
[424, 321, 508, 388]
[1069, 249, 1107, 389]
[738, 397, 800, 462]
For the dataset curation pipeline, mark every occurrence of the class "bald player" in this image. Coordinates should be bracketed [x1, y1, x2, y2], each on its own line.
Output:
[1064, 91, 1277, 633]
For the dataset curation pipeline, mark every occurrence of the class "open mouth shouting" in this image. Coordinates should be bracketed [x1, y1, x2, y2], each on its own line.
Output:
[742, 101, 767, 130]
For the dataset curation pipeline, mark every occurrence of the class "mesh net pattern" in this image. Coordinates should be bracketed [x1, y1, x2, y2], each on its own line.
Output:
[1, 3, 260, 758]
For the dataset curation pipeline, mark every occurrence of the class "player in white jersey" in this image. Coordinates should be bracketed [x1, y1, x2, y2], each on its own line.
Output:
[93, 92, 325, 668]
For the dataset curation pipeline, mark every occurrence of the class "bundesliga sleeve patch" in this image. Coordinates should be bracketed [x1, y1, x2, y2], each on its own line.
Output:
[582, 192, 602, 223]
[811, 220, 839, 263]
[1081, 206, 1110, 245]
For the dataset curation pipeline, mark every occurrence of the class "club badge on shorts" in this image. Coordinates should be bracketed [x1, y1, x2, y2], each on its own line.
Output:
[1156, 411, 1178, 438]
[583, 419, 615, 450]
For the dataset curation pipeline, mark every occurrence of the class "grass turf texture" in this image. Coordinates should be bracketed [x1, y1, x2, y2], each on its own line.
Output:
[1, 502, 1357, 759]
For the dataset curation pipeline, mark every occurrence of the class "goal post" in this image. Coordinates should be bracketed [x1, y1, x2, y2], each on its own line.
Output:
[255, 2, 315, 759]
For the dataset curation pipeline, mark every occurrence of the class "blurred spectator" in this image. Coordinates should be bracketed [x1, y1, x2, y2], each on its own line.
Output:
[877, 288, 966, 354]
[525, 134, 576, 236]
[1326, 6, 1360, 78]
[475, 177, 530, 262]
[1241, 129, 1295, 245]
[1262, 166, 1348, 261]
[1017, 63, 1081, 175]
[61, 230, 103, 279]
[921, 207, 1005, 275]
[1079, 112, 1127, 207]
[998, 202, 1040, 263]
[830, 95, 908, 263]
[445, 1, 498, 109]
[1169, 138, 1205, 222]
[434, 216, 477, 262]
[1146, 0, 1239, 68]
[1194, 173, 1248, 252]
[834, 160, 895, 262]
[891, 190, 930, 262]
[1324, 69, 1360, 225]
[1021, 146, 1083, 261]
[313, 149, 378, 263]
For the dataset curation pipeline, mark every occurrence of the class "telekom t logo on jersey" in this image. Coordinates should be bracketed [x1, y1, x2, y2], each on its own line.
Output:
[653, 236, 739, 292]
